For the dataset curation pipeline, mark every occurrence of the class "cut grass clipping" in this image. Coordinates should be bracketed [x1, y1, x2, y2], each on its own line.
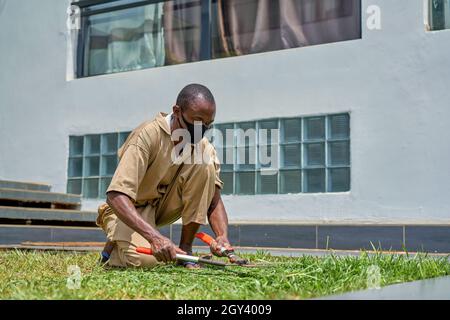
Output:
[1, 250, 449, 299]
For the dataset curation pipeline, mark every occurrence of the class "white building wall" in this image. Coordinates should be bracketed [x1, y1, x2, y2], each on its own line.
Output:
[1, 0, 449, 222]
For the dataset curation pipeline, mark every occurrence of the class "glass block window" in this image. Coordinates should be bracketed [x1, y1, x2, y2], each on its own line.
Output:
[67, 131, 131, 198]
[212, 113, 350, 195]
[68, 113, 350, 198]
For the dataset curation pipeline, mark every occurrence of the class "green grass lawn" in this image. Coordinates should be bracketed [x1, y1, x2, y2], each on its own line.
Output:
[1, 249, 449, 299]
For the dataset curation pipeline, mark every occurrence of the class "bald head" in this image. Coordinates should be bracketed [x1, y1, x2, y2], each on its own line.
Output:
[176, 83, 216, 112]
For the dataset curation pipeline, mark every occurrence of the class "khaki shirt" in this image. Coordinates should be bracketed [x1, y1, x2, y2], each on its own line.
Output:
[107, 112, 223, 208]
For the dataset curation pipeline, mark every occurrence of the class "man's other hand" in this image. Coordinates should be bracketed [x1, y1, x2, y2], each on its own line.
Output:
[210, 235, 233, 257]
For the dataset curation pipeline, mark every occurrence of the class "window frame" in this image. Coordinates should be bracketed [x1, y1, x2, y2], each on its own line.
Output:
[426, 0, 450, 31]
[74, 0, 212, 77]
[72, 0, 362, 78]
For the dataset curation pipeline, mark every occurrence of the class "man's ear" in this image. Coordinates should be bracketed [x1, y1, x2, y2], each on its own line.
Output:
[172, 105, 180, 115]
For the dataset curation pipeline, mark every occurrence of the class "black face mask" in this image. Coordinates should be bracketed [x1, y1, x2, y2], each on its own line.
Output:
[181, 112, 208, 144]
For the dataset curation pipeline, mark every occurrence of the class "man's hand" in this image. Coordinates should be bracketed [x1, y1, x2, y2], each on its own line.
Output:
[210, 235, 233, 257]
[150, 235, 186, 263]
[210, 235, 248, 265]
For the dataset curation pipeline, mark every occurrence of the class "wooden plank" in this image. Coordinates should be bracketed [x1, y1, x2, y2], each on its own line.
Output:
[0, 180, 51, 192]
[0, 225, 105, 245]
[0, 206, 96, 222]
[0, 188, 81, 208]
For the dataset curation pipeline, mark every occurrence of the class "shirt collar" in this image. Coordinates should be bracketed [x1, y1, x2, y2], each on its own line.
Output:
[156, 112, 171, 135]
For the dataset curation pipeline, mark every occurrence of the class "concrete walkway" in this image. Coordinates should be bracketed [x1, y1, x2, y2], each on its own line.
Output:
[321, 276, 450, 300]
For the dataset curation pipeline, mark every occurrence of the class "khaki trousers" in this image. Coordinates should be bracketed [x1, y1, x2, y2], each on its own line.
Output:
[97, 162, 216, 268]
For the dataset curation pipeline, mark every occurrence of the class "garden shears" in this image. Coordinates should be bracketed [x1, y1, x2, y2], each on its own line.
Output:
[135, 246, 227, 267]
[195, 232, 249, 266]
[135, 232, 252, 267]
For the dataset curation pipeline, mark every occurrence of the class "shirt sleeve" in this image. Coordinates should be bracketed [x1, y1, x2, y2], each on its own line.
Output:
[106, 142, 150, 202]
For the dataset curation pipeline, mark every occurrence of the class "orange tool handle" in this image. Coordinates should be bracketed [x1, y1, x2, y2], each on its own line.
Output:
[136, 247, 153, 255]
[196, 232, 237, 256]
[195, 232, 215, 246]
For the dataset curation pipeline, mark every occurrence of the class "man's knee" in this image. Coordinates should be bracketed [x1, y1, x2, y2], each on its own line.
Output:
[108, 241, 160, 268]
[123, 251, 159, 268]
[192, 163, 216, 186]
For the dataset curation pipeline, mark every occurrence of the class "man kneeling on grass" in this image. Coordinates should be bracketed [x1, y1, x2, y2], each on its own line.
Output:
[97, 83, 236, 269]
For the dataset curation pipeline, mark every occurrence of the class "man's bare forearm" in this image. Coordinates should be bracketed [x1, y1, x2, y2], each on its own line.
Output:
[106, 191, 162, 243]
[207, 188, 229, 239]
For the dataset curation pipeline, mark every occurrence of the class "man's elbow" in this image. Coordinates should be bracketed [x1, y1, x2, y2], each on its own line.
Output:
[106, 192, 114, 209]
[106, 191, 123, 207]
